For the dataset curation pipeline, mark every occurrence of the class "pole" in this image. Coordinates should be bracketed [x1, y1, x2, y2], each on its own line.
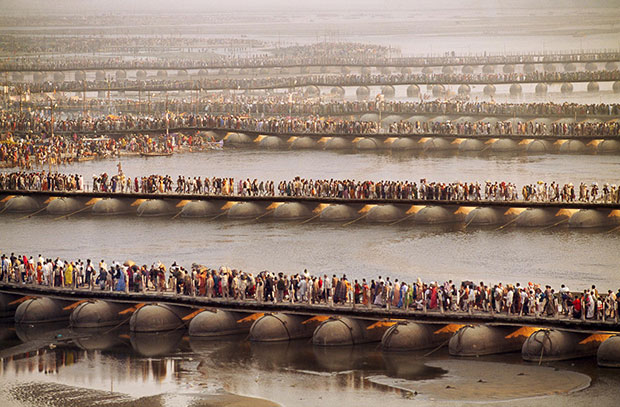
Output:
[83, 80, 86, 116]
[50, 99, 54, 139]
[165, 94, 169, 135]
[107, 77, 111, 113]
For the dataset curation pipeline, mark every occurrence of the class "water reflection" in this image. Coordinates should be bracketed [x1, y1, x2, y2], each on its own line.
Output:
[14, 322, 69, 343]
[1, 325, 188, 392]
[382, 351, 446, 380]
[0, 323, 17, 343]
[190, 336, 445, 383]
[312, 344, 384, 372]
[130, 330, 186, 357]
[0, 322, 618, 406]
[72, 327, 129, 352]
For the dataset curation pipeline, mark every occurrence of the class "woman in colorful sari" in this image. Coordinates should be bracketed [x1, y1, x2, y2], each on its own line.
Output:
[115, 266, 126, 292]
[429, 284, 438, 309]
[362, 279, 370, 307]
[64, 263, 73, 288]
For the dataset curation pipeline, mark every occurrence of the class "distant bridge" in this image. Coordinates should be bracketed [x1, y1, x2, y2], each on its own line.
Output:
[10, 74, 620, 94]
[2, 52, 620, 73]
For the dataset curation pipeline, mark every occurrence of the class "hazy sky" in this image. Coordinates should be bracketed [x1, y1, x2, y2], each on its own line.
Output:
[1, 0, 615, 15]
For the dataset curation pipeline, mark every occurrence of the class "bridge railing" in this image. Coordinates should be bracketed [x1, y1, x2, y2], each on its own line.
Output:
[6, 124, 620, 140]
[2, 186, 620, 208]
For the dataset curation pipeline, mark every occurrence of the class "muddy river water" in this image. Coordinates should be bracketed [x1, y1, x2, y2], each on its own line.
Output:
[0, 324, 618, 407]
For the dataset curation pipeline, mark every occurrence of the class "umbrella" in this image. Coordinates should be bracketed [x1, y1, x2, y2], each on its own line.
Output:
[124, 260, 135, 267]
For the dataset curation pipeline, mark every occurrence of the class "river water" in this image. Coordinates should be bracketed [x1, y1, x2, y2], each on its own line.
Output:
[2, 149, 619, 406]
[0, 323, 618, 407]
[2, 149, 620, 289]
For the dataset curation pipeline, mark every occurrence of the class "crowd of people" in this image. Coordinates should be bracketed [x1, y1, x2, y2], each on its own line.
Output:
[389, 117, 620, 137]
[3, 110, 619, 139]
[7, 95, 620, 120]
[0, 132, 220, 169]
[0, 36, 266, 58]
[2, 171, 619, 203]
[2, 47, 617, 71]
[203, 99, 620, 118]
[1, 252, 618, 322]
[9, 70, 620, 95]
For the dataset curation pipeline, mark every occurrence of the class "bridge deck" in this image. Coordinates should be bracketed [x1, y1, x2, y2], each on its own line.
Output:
[23, 107, 620, 122]
[14, 76, 620, 93]
[3, 55, 620, 73]
[2, 190, 619, 210]
[14, 126, 620, 142]
[0, 283, 617, 332]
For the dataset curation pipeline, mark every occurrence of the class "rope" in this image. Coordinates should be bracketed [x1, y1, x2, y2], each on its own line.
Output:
[494, 211, 524, 231]
[341, 213, 368, 227]
[388, 212, 416, 226]
[54, 204, 95, 220]
[462, 211, 478, 229]
[423, 338, 451, 357]
[530, 329, 552, 366]
[538, 343, 545, 365]
[76, 314, 133, 335]
[255, 208, 275, 220]
[207, 210, 229, 220]
[18, 206, 47, 220]
[540, 218, 568, 231]
[606, 224, 620, 234]
[538, 330, 552, 365]
[299, 213, 321, 224]
[450, 324, 471, 355]
[0, 205, 9, 215]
